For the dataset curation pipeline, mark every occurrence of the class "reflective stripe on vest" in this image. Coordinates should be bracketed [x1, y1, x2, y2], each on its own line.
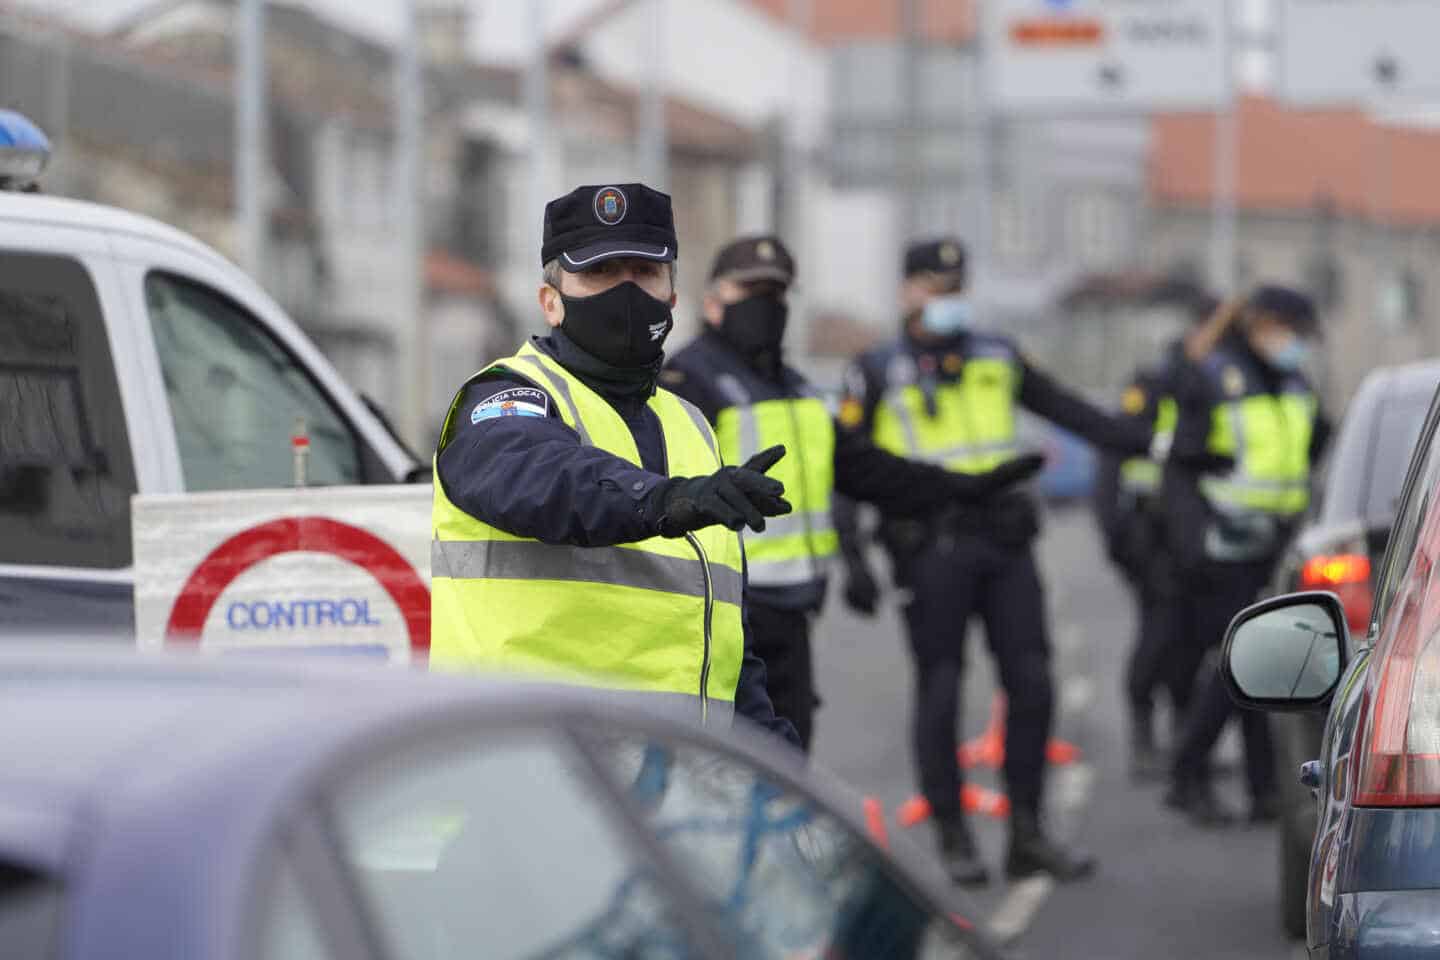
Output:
[716, 396, 837, 589]
[1200, 392, 1315, 516]
[430, 343, 745, 723]
[1119, 396, 1178, 496]
[871, 356, 1020, 475]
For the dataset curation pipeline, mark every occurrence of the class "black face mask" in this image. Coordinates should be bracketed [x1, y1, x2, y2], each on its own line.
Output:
[559, 281, 674, 369]
[719, 293, 788, 357]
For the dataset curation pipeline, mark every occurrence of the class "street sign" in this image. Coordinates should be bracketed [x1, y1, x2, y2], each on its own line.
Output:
[134, 485, 432, 662]
[1277, 0, 1440, 106]
[986, 0, 1228, 114]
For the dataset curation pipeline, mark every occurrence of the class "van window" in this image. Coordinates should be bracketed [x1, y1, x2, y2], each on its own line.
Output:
[0, 253, 137, 568]
[146, 273, 362, 491]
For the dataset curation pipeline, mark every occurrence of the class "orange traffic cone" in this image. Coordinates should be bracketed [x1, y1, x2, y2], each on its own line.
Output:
[862, 796, 890, 850]
[895, 783, 1012, 828]
[957, 693, 1083, 768]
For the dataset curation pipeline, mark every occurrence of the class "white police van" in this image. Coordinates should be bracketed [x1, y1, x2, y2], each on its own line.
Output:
[0, 111, 423, 640]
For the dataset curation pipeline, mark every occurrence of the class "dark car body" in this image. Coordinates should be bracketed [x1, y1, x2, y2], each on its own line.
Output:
[1268, 362, 1440, 937]
[1229, 374, 1440, 958]
[0, 648, 1000, 960]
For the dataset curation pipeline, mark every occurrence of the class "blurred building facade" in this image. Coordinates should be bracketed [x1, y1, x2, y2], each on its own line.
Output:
[1147, 96, 1440, 404]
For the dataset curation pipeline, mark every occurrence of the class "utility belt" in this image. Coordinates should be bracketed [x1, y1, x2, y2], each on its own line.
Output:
[879, 491, 1040, 563]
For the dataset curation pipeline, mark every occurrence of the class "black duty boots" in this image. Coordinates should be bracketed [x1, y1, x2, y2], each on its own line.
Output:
[1005, 810, 1098, 882]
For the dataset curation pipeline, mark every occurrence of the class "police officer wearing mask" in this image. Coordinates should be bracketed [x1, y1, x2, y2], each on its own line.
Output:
[1093, 291, 1218, 781]
[430, 184, 797, 743]
[1162, 285, 1331, 826]
[662, 236, 1045, 752]
[836, 238, 1153, 885]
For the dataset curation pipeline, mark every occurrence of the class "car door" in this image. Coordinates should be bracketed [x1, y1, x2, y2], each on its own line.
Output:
[0, 234, 145, 639]
[303, 710, 998, 960]
[1310, 385, 1440, 947]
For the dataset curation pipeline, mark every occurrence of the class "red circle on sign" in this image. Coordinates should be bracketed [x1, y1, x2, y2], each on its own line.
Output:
[164, 517, 430, 657]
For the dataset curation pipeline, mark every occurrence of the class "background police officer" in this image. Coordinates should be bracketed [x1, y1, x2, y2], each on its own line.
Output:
[1161, 286, 1331, 826]
[430, 183, 797, 743]
[1093, 291, 1218, 780]
[663, 235, 1045, 752]
[836, 237, 1153, 885]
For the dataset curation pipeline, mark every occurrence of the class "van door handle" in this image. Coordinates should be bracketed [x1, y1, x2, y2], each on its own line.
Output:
[1299, 760, 1323, 791]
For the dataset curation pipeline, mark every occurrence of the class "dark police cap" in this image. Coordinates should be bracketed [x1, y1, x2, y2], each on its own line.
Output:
[541, 183, 677, 271]
[1248, 284, 1318, 335]
[708, 235, 795, 285]
[904, 237, 967, 278]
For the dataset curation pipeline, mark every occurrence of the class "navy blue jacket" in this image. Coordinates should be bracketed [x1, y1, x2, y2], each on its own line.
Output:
[435, 331, 800, 746]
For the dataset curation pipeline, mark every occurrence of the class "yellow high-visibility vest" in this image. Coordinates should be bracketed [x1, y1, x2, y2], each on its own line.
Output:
[871, 341, 1022, 475]
[1199, 351, 1316, 517]
[430, 342, 745, 724]
[1120, 396, 1179, 496]
[714, 395, 836, 590]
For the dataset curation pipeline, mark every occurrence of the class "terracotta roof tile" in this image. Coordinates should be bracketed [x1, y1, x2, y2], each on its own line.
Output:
[744, 0, 975, 44]
[1150, 95, 1440, 226]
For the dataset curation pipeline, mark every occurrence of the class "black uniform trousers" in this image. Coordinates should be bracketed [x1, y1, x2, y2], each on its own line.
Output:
[1170, 558, 1278, 800]
[747, 602, 817, 752]
[900, 531, 1053, 824]
[1125, 575, 1191, 733]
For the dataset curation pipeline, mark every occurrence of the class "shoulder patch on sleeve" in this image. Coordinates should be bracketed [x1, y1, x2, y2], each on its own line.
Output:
[470, 386, 550, 425]
[838, 398, 865, 429]
[1121, 385, 1147, 415]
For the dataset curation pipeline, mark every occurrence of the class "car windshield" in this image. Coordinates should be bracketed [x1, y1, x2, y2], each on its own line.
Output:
[1362, 391, 1434, 528]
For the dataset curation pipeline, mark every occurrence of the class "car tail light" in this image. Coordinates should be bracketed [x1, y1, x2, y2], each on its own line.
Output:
[1354, 614, 1440, 806]
[1300, 553, 1374, 632]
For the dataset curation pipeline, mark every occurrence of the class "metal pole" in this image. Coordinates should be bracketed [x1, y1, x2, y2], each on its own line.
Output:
[394, 0, 426, 447]
[46, 26, 70, 194]
[526, 0, 549, 274]
[972, 0, 994, 283]
[1208, 0, 1238, 294]
[638, 0, 668, 188]
[898, 0, 922, 243]
[235, 0, 266, 276]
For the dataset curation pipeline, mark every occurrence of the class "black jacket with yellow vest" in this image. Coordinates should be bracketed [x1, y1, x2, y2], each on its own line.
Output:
[664, 330, 998, 610]
[1164, 330, 1332, 572]
[838, 327, 1153, 554]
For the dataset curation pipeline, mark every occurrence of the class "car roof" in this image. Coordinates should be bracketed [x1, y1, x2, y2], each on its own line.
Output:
[0, 191, 232, 270]
[1359, 358, 1440, 399]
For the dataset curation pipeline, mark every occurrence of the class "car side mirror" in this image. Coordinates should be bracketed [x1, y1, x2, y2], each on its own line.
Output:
[1222, 590, 1350, 712]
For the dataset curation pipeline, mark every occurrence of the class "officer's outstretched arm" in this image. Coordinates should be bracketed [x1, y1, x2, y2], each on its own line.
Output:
[1017, 359, 1152, 456]
[439, 384, 676, 547]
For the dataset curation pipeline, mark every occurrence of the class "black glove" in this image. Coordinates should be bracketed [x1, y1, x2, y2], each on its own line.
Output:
[946, 453, 1047, 501]
[654, 445, 792, 537]
[842, 559, 880, 616]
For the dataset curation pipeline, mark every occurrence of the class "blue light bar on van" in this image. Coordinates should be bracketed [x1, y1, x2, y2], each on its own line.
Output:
[0, 110, 51, 188]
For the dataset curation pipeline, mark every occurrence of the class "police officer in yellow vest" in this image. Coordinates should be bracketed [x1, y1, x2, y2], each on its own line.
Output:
[836, 238, 1153, 885]
[662, 236, 1045, 752]
[430, 183, 798, 743]
[1162, 286, 1331, 826]
[1093, 293, 1217, 781]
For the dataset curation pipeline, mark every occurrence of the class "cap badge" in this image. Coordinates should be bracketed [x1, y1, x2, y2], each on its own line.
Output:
[756, 240, 776, 261]
[939, 242, 960, 267]
[593, 186, 628, 226]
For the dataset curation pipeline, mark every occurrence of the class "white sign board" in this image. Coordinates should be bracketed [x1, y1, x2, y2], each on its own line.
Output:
[1277, 0, 1440, 106]
[133, 485, 432, 663]
[986, 0, 1228, 113]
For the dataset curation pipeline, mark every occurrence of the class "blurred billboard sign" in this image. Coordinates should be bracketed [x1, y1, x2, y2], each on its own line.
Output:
[1277, 0, 1440, 106]
[986, 0, 1227, 113]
